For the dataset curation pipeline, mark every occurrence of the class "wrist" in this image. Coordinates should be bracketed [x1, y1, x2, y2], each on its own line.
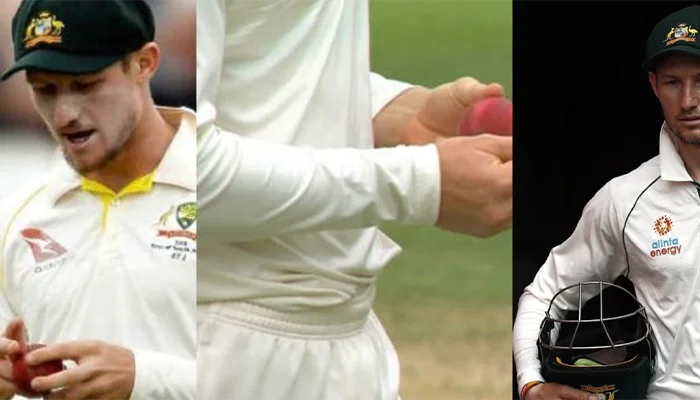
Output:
[520, 380, 543, 400]
[372, 86, 430, 147]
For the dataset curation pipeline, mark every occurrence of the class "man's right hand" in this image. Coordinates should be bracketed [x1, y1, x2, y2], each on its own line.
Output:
[435, 134, 512, 238]
[526, 382, 599, 400]
[0, 319, 25, 400]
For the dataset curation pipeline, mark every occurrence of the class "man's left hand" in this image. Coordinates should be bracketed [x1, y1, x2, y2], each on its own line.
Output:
[26, 340, 135, 400]
[400, 77, 506, 145]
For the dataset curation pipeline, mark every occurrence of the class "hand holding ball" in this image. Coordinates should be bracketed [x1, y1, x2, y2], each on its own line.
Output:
[459, 97, 512, 137]
[9, 343, 65, 398]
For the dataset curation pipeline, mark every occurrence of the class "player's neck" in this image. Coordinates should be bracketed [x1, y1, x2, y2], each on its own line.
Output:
[83, 104, 176, 193]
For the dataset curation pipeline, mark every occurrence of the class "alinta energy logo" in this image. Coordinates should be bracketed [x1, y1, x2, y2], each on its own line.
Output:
[650, 215, 681, 258]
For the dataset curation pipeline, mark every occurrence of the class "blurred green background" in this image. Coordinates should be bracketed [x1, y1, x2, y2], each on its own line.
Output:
[369, 1, 512, 399]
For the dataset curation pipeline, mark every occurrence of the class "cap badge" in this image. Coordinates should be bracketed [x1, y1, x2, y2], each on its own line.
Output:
[23, 11, 64, 49]
[664, 23, 697, 46]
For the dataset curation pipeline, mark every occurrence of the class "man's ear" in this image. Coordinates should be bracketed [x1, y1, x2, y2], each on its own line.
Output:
[132, 42, 160, 83]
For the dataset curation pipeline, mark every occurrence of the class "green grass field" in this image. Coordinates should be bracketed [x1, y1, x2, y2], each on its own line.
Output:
[369, 1, 513, 398]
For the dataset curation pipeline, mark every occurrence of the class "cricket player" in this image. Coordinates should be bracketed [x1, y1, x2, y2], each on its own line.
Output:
[0, 0, 195, 399]
[513, 5, 700, 400]
[197, 1, 512, 399]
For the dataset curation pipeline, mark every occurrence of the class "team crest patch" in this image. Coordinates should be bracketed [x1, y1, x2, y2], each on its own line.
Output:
[157, 205, 175, 228]
[154, 202, 196, 241]
[176, 202, 196, 229]
[663, 22, 697, 46]
[23, 11, 65, 49]
[151, 202, 197, 261]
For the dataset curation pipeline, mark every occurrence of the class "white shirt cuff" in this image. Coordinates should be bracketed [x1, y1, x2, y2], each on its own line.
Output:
[129, 348, 195, 400]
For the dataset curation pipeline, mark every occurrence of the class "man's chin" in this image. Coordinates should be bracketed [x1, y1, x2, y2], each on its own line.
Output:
[668, 124, 700, 146]
[63, 155, 106, 176]
[677, 131, 700, 146]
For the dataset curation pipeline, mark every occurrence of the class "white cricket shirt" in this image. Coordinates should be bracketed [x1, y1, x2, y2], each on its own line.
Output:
[0, 107, 196, 400]
[513, 123, 700, 400]
[196, 0, 441, 309]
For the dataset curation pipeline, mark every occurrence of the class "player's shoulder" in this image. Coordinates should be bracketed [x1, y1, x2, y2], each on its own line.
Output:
[0, 178, 51, 231]
[608, 155, 660, 195]
[596, 155, 661, 214]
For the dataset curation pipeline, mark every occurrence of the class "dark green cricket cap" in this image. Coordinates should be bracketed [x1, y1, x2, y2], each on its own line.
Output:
[1, 0, 155, 81]
[643, 5, 700, 72]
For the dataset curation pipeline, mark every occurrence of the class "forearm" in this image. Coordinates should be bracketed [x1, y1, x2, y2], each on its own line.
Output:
[513, 291, 556, 395]
[197, 125, 441, 242]
[129, 349, 195, 400]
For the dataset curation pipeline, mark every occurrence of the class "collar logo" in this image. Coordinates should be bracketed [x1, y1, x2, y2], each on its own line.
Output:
[663, 22, 697, 46]
[23, 11, 65, 49]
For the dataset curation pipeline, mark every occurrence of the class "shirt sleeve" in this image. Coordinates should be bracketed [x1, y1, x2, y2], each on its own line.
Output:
[0, 197, 25, 324]
[369, 72, 415, 118]
[197, 127, 441, 242]
[129, 350, 195, 400]
[195, 3, 441, 242]
[195, 0, 226, 131]
[0, 288, 18, 334]
[512, 180, 627, 395]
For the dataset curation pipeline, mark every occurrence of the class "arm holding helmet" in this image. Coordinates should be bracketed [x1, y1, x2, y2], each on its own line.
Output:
[513, 180, 627, 399]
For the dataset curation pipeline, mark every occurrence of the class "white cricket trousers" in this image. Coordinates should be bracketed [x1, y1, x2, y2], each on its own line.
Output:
[197, 301, 401, 400]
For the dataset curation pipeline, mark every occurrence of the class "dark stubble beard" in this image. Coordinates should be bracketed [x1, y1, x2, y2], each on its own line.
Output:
[670, 123, 700, 146]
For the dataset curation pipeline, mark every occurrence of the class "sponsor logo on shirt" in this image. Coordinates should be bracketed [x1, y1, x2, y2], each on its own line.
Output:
[20, 228, 69, 273]
[650, 215, 681, 258]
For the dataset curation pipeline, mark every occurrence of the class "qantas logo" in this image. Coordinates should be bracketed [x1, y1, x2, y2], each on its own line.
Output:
[20, 228, 67, 263]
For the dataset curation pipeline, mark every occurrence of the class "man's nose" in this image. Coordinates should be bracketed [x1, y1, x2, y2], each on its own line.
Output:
[53, 93, 81, 129]
[680, 84, 700, 111]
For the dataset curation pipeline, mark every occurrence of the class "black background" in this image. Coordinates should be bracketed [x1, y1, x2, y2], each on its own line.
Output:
[511, 1, 698, 398]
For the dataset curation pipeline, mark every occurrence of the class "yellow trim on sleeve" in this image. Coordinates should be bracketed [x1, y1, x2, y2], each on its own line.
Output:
[0, 186, 47, 288]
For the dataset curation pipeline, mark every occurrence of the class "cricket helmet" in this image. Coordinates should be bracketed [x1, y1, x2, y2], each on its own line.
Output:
[537, 280, 656, 400]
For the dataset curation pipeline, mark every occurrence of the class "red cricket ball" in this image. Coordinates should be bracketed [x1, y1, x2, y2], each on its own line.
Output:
[459, 97, 513, 137]
[9, 343, 64, 398]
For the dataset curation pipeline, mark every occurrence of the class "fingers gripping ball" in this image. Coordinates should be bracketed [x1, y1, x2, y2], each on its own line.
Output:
[459, 97, 512, 136]
[9, 343, 65, 398]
